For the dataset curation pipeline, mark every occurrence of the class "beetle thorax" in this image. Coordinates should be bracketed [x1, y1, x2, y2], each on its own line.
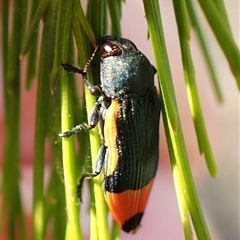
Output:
[100, 53, 155, 99]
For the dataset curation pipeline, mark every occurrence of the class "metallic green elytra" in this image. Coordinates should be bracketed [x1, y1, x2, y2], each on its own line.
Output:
[60, 36, 161, 233]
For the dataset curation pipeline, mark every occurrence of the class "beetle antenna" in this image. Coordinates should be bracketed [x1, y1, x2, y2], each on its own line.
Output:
[82, 45, 100, 73]
[81, 45, 100, 91]
[61, 45, 100, 91]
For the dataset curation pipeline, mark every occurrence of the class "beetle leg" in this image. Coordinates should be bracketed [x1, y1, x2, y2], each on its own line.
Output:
[59, 100, 102, 138]
[61, 62, 85, 74]
[77, 144, 107, 202]
[59, 122, 89, 138]
[61, 62, 102, 96]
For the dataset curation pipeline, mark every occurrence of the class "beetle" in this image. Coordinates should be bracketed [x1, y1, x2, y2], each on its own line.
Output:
[60, 35, 161, 233]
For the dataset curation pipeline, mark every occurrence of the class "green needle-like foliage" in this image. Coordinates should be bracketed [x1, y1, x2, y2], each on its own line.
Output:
[2, 0, 239, 239]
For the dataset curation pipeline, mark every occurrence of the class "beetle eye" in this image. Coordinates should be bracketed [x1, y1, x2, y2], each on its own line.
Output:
[100, 42, 122, 58]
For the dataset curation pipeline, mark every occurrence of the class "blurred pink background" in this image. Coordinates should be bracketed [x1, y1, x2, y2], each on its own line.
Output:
[1, 0, 239, 239]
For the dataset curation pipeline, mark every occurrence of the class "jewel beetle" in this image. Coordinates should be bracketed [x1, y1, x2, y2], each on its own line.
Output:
[60, 35, 161, 233]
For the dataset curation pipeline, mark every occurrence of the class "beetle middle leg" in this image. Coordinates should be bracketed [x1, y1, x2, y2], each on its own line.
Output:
[59, 98, 102, 138]
[59, 63, 103, 138]
[59, 122, 90, 138]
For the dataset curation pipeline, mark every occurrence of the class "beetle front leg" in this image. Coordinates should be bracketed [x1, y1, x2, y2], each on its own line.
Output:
[61, 62, 102, 96]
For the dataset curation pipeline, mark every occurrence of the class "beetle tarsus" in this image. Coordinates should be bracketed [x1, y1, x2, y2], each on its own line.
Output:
[77, 172, 100, 202]
[61, 62, 86, 75]
[59, 122, 89, 138]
